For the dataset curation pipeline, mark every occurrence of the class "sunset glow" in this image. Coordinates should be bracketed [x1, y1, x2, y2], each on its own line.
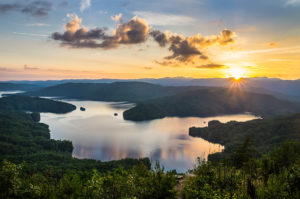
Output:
[0, 0, 299, 80]
[227, 68, 246, 80]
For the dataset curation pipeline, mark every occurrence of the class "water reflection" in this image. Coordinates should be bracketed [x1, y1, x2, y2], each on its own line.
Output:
[40, 100, 258, 172]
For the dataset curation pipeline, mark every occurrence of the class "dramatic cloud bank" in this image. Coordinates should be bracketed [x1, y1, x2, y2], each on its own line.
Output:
[51, 13, 236, 66]
[52, 14, 149, 49]
[0, 1, 52, 16]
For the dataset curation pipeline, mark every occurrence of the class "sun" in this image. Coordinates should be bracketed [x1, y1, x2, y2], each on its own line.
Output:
[227, 67, 245, 80]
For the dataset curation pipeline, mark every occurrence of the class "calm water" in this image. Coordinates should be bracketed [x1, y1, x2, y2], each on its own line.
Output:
[0, 91, 23, 97]
[37, 99, 258, 172]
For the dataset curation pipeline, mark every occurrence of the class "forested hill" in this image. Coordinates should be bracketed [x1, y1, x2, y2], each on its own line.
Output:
[0, 95, 76, 114]
[123, 88, 300, 121]
[24, 81, 300, 120]
[0, 83, 42, 91]
[24, 82, 205, 102]
[189, 113, 300, 160]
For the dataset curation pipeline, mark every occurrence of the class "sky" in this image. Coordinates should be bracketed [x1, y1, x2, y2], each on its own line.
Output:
[0, 0, 300, 80]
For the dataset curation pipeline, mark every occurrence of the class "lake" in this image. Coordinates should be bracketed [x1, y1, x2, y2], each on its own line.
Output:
[0, 91, 23, 97]
[0, 91, 259, 172]
[37, 99, 258, 172]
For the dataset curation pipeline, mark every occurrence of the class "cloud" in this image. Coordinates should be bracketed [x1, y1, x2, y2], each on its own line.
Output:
[150, 29, 235, 63]
[80, 0, 91, 12]
[22, 1, 52, 16]
[285, 0, 300, 6]
[24, 64, 39, 70]
[133, 11, 194, 26]
[0, 67, 16, 72]
[0, 67, 9, 71]
[237, 45, 300, 55]
[65, 13, 82, 32]
[111, 13, 123, 23]
[153, 60, 179, 67]
[165, 35, 206, 62]
[51, 14, 235, 66]
[115, 17, 149, 44]
[196, 64, 229, 69]
[268, 42, 277, 47]
[143, 67, 152, 70]
[13, 32, 48, 37]
[186, 29, 236, 47]
[0, 1, 52, 16]
[25, 23, 51, 27]
[0, 4, 20, 12]
[52, 14, 149, 49]
[149, 30, 168, 47]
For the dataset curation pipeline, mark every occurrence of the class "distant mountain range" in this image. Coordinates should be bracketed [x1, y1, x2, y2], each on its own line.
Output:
[24, 82, 206, 102]
[2, 77, 300, 101]
[0, 83, 43, 91]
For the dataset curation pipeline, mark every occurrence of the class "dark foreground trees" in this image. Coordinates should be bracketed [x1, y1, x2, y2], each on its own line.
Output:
[0, 161, 177, 199]
[182, 141, 300, 199]
[1, 141, 299, 199]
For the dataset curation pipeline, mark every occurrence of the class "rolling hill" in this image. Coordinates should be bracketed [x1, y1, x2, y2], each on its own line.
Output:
[123, 88, 300, 121]
[0, 95, 76, 114]
[0, 83, 42, 91]
[25, 82, 204, 102]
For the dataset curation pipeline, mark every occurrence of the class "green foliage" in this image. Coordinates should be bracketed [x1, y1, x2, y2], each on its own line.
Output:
[230, 138, 257, 169]
[30, 112, 41, 122]
[182, 142, 300, 199]
[0, 95, 76, 113]
[0, 161, 177, 199]
[189, 113, 300, 160]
